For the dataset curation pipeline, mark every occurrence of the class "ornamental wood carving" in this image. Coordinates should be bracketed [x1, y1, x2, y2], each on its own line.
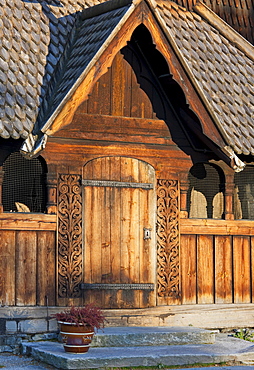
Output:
[58, 174, 82, 298]
[157, 179, 180, 298]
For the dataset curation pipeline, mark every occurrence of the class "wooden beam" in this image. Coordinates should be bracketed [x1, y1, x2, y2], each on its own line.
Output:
[0, 213, 57, 231]
[181, 219, 254, 236]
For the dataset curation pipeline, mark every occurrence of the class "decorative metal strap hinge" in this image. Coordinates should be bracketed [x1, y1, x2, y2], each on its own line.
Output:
[80, 283, 155, 290]
[82, 179, 153, 189]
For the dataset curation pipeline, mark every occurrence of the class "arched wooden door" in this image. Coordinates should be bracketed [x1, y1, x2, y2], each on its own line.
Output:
[82, 157, 156, 308]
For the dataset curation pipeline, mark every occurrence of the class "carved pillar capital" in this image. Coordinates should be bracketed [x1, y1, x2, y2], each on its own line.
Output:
[224, 173, 235, 220]
[179, 176, 190, 219]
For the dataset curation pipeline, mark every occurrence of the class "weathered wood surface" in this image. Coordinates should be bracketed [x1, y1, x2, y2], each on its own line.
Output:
[0, 226, 56, 306]
[181, 221, 254, 305]
[83, 157, 156, 309]
[181, 218, 254, 235]
[0, 213, 56, 230]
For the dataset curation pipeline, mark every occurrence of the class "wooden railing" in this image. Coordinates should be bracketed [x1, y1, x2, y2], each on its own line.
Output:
[180, 219, 254, 305]
[0, 213, 57, 306]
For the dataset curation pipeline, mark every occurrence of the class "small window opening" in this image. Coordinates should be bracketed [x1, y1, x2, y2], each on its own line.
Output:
[187, 163, 225, 219]
[2, 152, 47, 213]
[234, 166, 254, 220]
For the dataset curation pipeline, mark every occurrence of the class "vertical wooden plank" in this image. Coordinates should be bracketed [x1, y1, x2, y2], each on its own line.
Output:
[111, 53, 125, 116]
[233, 236, 251, 303]
[180, 234, 197, 304]
[100, 157, 112, 307]
[90, 157, 103, 308]
[37, 231, 56, 306]
[16, 231, 37, 306]
[197, 235, 214, 304]
[98, 71, 111, 115]
[87, 81, 100, 114]
[139, 161, 156, 307]
[215, 235, 233, 303]
[122, 56, 132, 118]
[120, 158, 139, 307]
[0, 231, 15, 306]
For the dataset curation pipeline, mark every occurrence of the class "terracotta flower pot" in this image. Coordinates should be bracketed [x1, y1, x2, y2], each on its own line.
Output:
[59, 321, 94, 353]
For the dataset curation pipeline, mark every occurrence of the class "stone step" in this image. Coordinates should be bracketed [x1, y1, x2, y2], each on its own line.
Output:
[22, 334, 254, 370]
[91, 326, 215, 347]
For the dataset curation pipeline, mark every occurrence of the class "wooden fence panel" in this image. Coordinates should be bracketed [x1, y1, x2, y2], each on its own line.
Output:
[181, 235, 197, 304]
[233, 236, 251, 303]
[197, 235, 214, 304]
[37, 231, 56, 306]
[16, 231, 37, 306]
[0, 214, 56, 306]
[180, 220, 254, 305]
[215, 235, 232, 303]
[0, 231, 15, 306]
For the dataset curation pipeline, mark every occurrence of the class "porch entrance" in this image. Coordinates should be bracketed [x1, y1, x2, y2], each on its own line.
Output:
[82, 156, 156, 308]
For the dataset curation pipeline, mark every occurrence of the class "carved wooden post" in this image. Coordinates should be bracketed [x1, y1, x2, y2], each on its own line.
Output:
[224, 173, 235, 220]
[0, 167, 4, 213]
[58, 174, 82, 303]
[179, 175, 189, 219]
[46, 172, 57, 214]
[157, 179, 180, 304]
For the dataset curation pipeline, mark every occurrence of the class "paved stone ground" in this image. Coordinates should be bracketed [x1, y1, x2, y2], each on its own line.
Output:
[0, 353, 55, 369]
[0, 353, 254, 370]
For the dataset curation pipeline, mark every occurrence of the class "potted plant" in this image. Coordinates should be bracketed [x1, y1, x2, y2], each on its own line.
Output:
[52, 304, 105, 353]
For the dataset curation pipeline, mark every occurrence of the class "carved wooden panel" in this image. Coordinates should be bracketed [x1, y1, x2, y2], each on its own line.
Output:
[58, 174, 82, 298]
[157, 179, 180, 299]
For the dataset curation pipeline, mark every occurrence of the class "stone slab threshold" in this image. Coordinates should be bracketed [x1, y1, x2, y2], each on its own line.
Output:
[22, 331, 254, 370]
[91, 326, 216, 346]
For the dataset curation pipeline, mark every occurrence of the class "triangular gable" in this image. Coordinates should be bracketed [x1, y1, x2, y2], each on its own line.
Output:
[154, 0, 254, 159]
[21, 0, 253, 172]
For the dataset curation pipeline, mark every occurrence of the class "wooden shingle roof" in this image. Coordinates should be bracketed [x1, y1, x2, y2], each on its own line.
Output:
[0, 0, 253, 167]
[155, 0, 254, 156]
[173, 0, 254, 44]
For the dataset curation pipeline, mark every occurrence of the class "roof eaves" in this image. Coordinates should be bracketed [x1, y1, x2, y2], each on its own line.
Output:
[151, 0, 246, 172]
[80, 0, 134, 20]
[194, 1, 254, 62]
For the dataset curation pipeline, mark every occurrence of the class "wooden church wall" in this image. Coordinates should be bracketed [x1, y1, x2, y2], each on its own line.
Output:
[0, 213, 56, 306]
[44, 50, 186, 308]
[1, 48, 254, 308]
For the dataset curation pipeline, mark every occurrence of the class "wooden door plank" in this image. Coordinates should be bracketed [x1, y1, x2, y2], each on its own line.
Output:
[0, 231, 15, 306]
[181, 234, 197, 304]
[233, 236, 251, 303]
[197, 235, 214, 304]
[37, 231, 56, 306]
[101, 157, 112, 307]
[16, 231, 37, 306]
[215, 235, 232, 303]
[139, 161, 156, 307]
